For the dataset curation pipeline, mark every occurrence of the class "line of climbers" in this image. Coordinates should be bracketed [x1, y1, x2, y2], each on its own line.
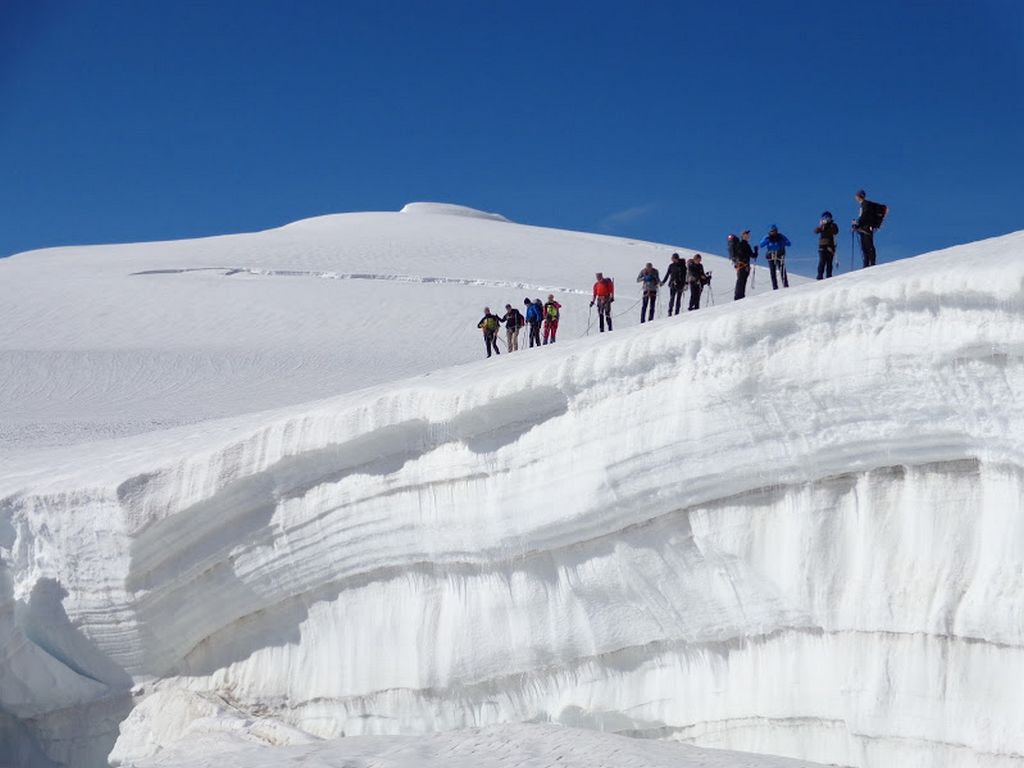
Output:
[475, 253, 715, 356]
[628, 253, 710, 325]
[477, 295, 562, 358]
[476, 190, 889, 357]
[727, 190, 888, 299]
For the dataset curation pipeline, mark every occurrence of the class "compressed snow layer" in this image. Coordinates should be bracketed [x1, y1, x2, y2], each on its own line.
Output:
[0, 204, 755, 454]
[1, 224, 1023, 767]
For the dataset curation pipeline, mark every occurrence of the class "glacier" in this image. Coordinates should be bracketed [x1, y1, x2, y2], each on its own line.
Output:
[1, 208, 1022, 767]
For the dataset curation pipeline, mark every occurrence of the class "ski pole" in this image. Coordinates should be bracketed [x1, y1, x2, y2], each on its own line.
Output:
[850, 230, 855, 272]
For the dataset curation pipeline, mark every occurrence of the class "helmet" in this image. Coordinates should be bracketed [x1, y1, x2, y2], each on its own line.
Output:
[821, 211, 832, 219]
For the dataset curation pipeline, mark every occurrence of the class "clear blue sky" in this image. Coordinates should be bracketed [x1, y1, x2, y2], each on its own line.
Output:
[2, 0, 1022, 273]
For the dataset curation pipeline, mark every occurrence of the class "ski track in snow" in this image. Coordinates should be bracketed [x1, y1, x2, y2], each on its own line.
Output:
[2, 208, 1023, 768]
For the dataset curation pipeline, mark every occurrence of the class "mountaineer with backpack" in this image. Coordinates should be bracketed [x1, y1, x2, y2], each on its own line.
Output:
[815, 211, 840, 279]
[501, 303, 525, 351]
[590, 272, 615, 332]
[687, 254, 710, 310]
[759, 225, 791, 290]
[543, 294, 561, 344]
[635, 262, 660, 323]
[853, 190, 888, 268]
[477, 307, 502, 358]
[661, 254, 687, 316]
[525, 298, 543, 348]
[728, 230, 757, 300]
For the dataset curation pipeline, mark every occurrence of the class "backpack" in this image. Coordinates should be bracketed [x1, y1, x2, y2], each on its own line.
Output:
[483, 316, 498, 332]
[727, 235, 739, 263]
[510, 309, 524, 329]
[546, 303, 559, 321]
[865, 201, 888, 229]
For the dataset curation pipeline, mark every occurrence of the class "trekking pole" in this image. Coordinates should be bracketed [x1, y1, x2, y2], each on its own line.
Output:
[850, 231, 855, 272]
[751, 263, 756, 290]
[584, 304, 593, 337]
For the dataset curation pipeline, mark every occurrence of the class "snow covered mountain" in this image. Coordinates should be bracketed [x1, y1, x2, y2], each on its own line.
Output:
[0, 202, 751, 455]
[1, 207, 1022, 768]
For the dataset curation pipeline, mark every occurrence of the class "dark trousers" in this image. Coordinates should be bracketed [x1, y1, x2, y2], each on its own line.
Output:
[817, 248, 835, 280]
[688, 282, 703, 310]
[528, 322, 541, 347]
[667, 284, 684, 315]
[859, 230, 876, 267]
[768, 257, 789, 289]
[734, 265, 749, 299]
[484, 331, 500, 357]
[640, 292, 656, 322]
[596, 298, 613, 331]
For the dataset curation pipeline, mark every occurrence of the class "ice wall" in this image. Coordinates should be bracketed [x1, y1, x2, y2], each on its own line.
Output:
[2, 233, 1023, 767]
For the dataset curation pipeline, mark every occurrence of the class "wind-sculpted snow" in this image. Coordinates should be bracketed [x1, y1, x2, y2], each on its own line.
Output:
[1, 229, 1023, 767]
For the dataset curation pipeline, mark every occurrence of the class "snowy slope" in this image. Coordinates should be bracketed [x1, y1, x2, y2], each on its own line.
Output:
[109, 700, 823, 768]
[2, 215, 1022, 768]
[0, 203, 763, 454]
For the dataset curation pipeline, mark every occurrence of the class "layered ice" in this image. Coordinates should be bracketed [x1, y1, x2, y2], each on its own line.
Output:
[1, 211, 1022, 767]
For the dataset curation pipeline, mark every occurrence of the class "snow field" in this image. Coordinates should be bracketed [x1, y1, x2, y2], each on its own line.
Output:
[0, 203, 754, 454]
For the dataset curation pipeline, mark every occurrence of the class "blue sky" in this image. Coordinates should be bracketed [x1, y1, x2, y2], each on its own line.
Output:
[2, 0, 1021, 273]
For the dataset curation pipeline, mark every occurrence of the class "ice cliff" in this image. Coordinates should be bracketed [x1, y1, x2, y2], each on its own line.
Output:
[1, 224, 1023, 767]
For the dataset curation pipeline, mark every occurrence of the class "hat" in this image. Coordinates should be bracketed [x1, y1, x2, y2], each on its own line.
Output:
[524, 297, 531, 304]
[856, 189, 866, 198]
[821, 211, 832, 219]
[741, 229, 750, 235]
[769, 224, 778, 232]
